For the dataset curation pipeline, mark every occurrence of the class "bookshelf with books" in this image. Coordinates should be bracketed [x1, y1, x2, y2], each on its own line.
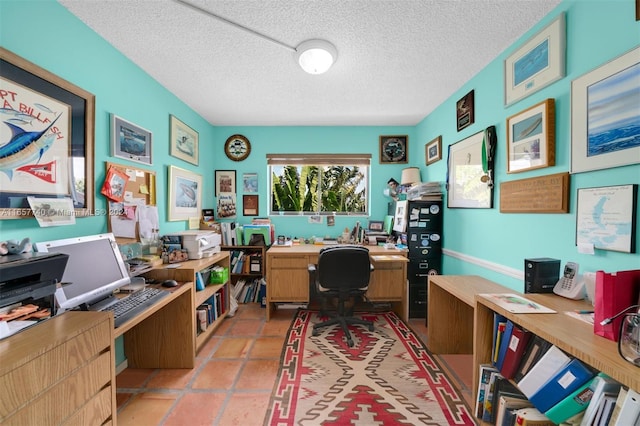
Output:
[143, 251, 230, 352]
[473, 283, 640, 425]
[221, 245, 266, 304]
[426, 275, 639, 426]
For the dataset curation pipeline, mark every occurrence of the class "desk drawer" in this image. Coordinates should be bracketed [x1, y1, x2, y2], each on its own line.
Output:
[269, 255, 310, 269]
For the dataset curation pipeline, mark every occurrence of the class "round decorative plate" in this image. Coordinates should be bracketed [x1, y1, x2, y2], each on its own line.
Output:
[224, 134, 251, 161]
[381, 137, 407, 162]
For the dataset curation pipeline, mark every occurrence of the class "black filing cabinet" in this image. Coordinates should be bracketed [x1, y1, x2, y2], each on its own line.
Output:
[406, 199, 442, 319]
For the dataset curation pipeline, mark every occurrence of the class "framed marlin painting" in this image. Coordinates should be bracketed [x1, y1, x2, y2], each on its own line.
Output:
[168, 165, 202, 221]
[506, 98, 555, 173]
[0, 48, 95, 219]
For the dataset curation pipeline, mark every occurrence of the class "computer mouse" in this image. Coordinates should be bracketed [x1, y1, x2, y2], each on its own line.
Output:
[161, 279, 179, 288]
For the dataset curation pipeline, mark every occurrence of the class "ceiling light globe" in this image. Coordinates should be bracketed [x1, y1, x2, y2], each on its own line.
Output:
[296, 39, 337, 75]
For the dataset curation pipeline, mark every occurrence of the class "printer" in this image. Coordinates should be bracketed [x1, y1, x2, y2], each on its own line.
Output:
[165, 230, 221, 260]
[0, 251, 68, 338]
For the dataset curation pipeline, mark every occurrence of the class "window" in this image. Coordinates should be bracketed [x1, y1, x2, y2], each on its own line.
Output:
[268, 154, 370, 216]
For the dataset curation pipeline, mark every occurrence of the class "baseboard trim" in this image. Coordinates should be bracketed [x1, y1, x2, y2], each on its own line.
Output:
[115, 359, 128, 375]
[442, 248, 523, 280]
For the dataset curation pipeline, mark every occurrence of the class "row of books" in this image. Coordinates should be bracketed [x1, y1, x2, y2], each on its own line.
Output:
[196, 290, 225, 334]
[220, 218, 275, 246]
[476, 314, 640, 425]
[230, 250, 262, 274]
[232, 278, 266, 305]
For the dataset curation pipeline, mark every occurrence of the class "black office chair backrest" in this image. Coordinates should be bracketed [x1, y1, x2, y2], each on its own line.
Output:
[317, 245, 371, 290]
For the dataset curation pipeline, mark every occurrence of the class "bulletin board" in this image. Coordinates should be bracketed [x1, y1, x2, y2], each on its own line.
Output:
[104, 161, 157, 242]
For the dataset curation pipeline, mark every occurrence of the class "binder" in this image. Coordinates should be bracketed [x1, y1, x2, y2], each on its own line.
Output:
[593, 269, 640, 341]
[475, 363, 499, 418]
[499, 322, 532, 379]
[579, 373, 622, 426]
[544, 377, 597, 425]
[612, 387, 640, 426]
[514, 335, 552, 383]
[482, 371, 503, 423]
[495, 320, 514, 371]
[529, 358, 595, 413]
[517, 345, 571, 398]
[492, 313, 508, 365]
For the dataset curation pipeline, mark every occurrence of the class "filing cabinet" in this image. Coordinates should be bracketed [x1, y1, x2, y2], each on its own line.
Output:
[406, 199, 442, 318]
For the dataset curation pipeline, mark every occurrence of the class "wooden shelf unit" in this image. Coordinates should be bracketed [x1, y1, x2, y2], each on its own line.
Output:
[143, 251, 230, 353]
[427, 275, 639, 424]
[221, 245, 266, 303]
[0, 311, 116, 425]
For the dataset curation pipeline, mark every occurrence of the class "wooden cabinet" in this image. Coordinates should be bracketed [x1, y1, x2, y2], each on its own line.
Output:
[143, 251, 230, 353]
[0, 311, 116, 425]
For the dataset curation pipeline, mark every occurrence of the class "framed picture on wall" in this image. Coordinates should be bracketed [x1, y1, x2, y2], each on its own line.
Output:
[456, 90, 474, 131]
[168, 165, 202, 221]
[243, 194, 258, 216]
[425, 136, 442, 165]
[111, 114, 152, 165]
[170, 115, 199, 166]
[243, 173, 258, 193]
[447, 127, 496, 208]
[504, 12, 566, 106]
[0, 47, 95, 219]
[506, 98, 555, 173]
[215, 170, 236, 196]
[571, 46, 640, 174]
[379, 135, 408, 164]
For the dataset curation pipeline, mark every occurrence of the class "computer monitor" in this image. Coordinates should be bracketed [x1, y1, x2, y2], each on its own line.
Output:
[35, 233, 131, 310]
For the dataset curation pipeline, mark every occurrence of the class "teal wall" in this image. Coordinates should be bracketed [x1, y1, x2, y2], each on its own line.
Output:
[1, 0, 639, 295]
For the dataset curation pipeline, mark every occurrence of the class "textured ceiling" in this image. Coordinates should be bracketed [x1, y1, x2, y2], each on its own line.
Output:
[59, 0, 562, 126]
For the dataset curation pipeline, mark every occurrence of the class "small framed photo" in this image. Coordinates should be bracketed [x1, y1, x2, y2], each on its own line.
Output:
[170, 115, 199, 165]
[215, 170, 236, 196]
[243, 173, 258, 193]
[571, 46, 640, 173]
[168, 165, 202, 222]
[368, 220, 384, 232]
[425, 136, 442, 166]
[456, 90, 474, 131]
[380, 135, 408, 164]
[243, 194, 259, 216]
[504, 12, 566, 106]
[506, 98, 555, 173]
[111, 114, 152, 165]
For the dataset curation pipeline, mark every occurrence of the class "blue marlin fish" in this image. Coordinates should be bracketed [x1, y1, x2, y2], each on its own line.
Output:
[0, 114, 61, 180]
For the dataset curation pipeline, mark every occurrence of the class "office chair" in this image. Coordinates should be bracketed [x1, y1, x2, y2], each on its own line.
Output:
[308, 245, 374, 347]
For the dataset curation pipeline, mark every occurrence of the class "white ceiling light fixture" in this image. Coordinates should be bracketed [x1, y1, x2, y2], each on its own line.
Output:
[174, 0, 337, 75]
[296, 39, 338, 75]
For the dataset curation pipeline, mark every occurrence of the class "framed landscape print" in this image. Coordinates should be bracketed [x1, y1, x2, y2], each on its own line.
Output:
[111, 114, 152, 165]
[0, 47, 95, 219]
[506, 98, 555, 173]
[168, 165, 202, 221]
[571, 46, 640, 173]
[504, 12, 566, 106]
[170, 115, 199, 165]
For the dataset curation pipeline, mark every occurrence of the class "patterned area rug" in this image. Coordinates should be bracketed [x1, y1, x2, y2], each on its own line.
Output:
[264, 310, 476, 425]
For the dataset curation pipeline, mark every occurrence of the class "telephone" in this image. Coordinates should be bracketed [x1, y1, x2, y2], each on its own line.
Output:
[553, 261, 586, 300]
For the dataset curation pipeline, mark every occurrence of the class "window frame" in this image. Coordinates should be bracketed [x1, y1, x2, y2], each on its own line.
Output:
[267, 153, 371, 217]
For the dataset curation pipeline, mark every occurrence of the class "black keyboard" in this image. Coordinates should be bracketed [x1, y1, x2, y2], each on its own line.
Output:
[102, 287, 169, 328]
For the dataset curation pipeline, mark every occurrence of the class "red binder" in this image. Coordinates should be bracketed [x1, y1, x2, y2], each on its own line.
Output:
[499, 323, 532, 379]
[593, 269, 640, 341]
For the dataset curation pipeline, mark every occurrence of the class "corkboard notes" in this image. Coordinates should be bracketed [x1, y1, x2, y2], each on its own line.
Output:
[500, 172, 569, 213]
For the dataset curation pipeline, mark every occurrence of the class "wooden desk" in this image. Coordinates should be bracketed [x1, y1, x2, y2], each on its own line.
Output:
[427, 274, 639, 422]
[265, 245, 409, 321]
[115, 282, 196, 369]
[427, 275, 508, 354]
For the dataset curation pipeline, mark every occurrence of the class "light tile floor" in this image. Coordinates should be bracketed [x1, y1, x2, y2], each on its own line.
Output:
[116, 304, 473, 425]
